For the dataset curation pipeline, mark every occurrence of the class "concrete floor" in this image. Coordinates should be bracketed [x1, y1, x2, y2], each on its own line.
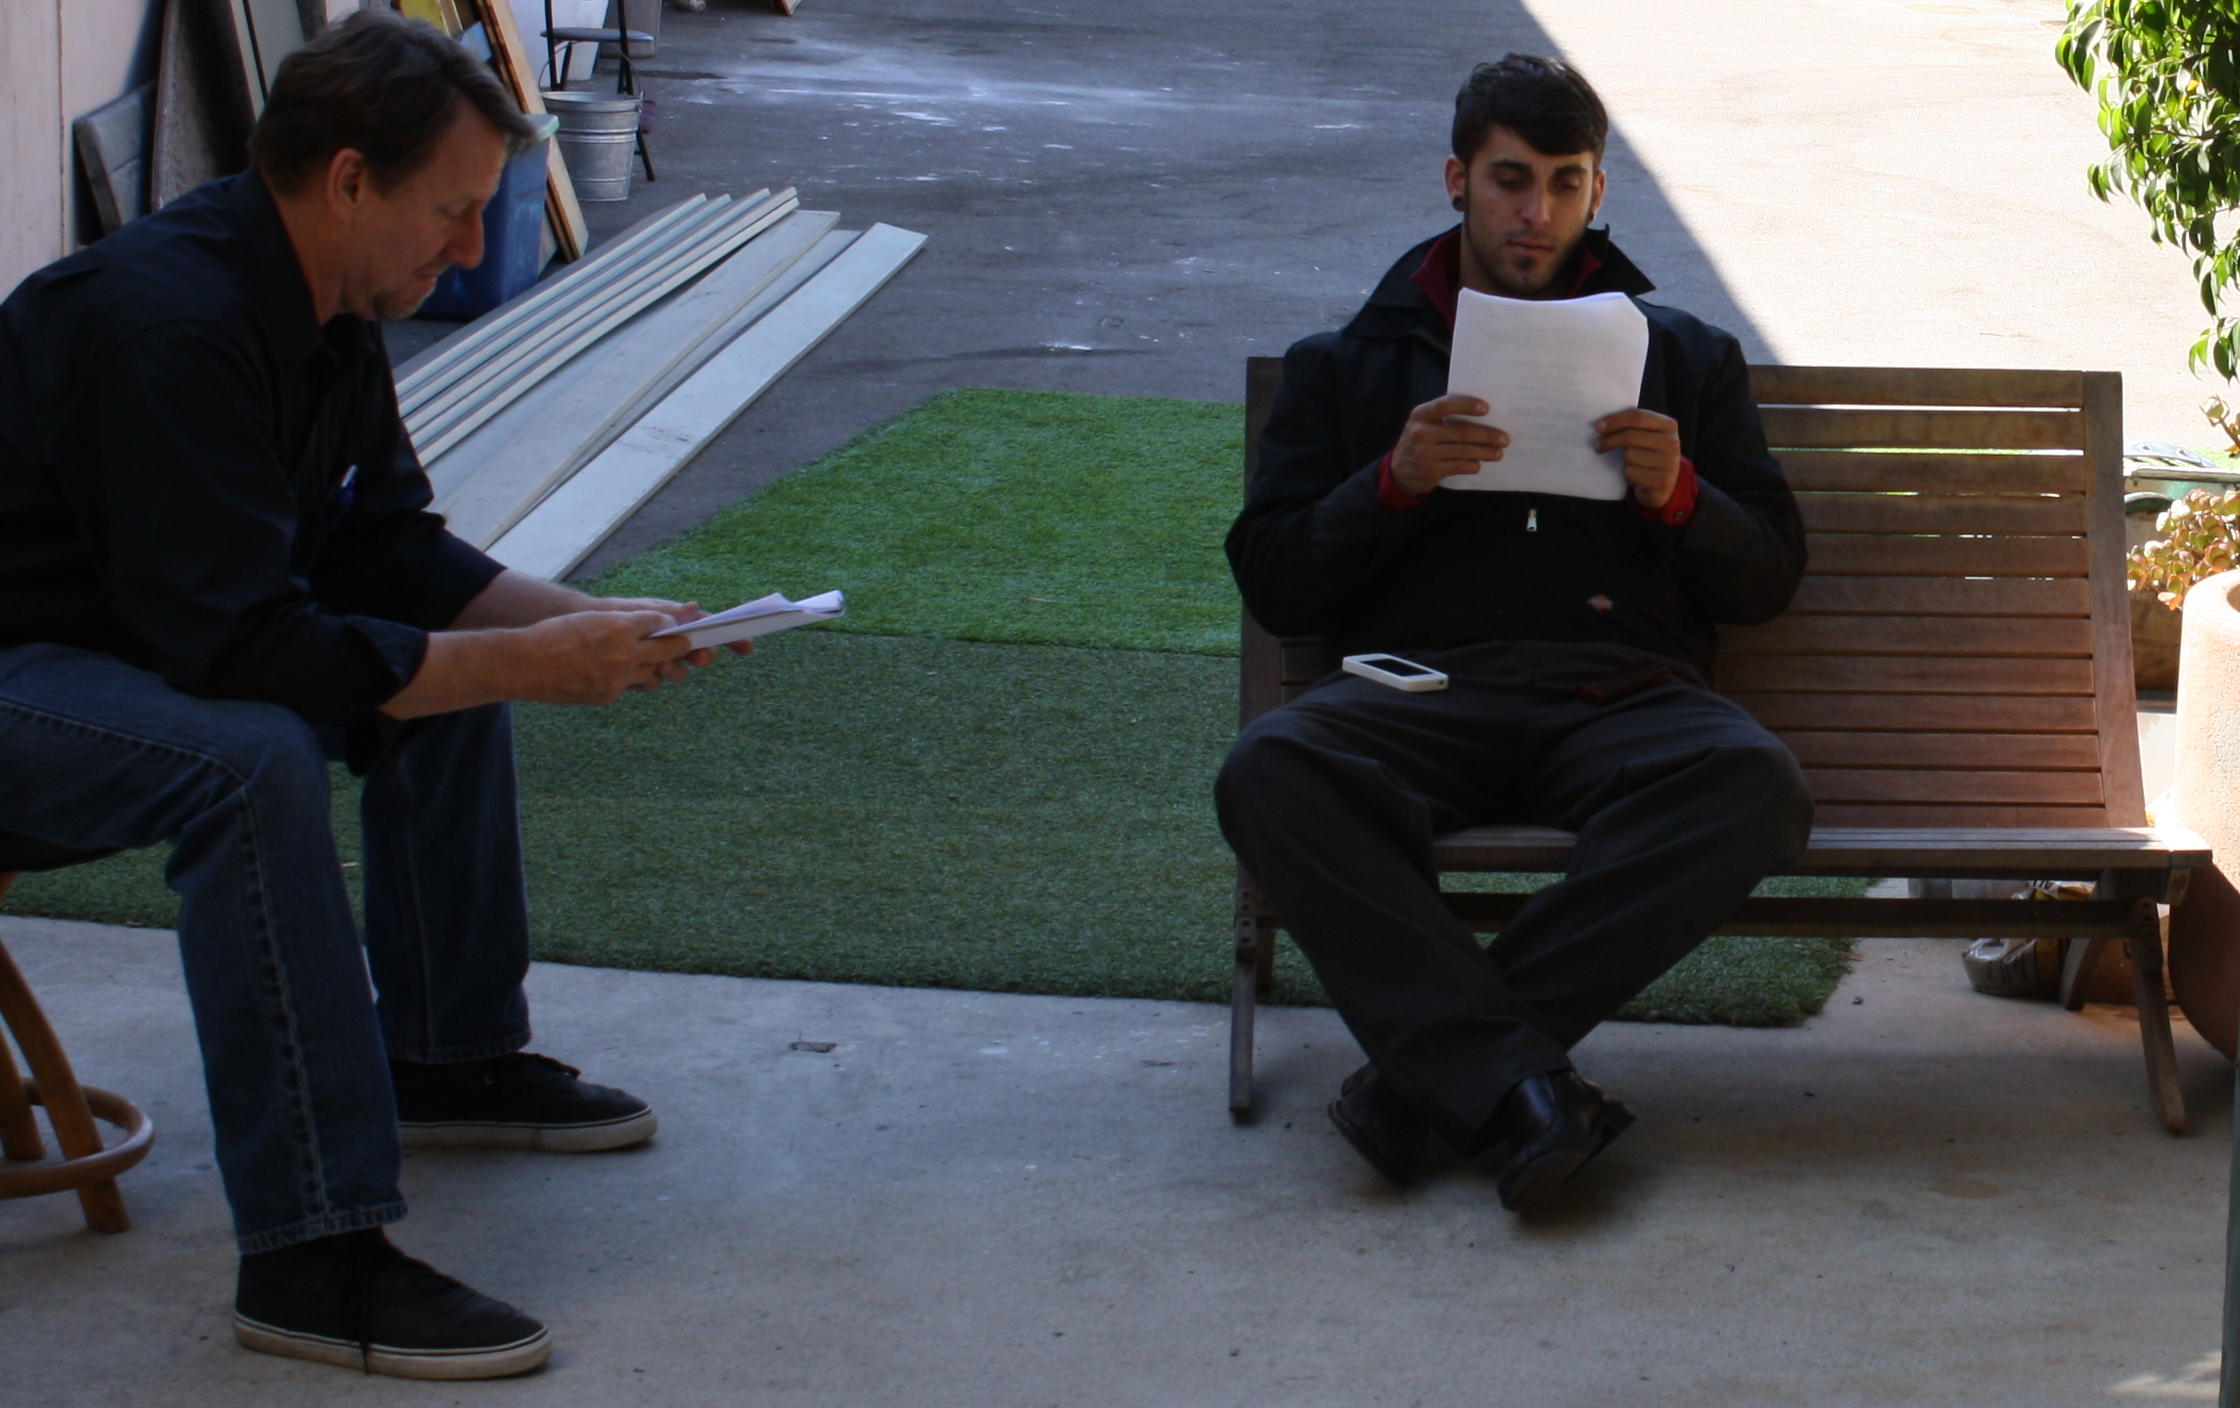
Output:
[10, 0, 2238, 1402]
[2, 915, 2232, 1407]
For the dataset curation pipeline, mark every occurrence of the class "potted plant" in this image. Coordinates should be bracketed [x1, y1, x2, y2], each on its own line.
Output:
[2129, 486, 2240, 692]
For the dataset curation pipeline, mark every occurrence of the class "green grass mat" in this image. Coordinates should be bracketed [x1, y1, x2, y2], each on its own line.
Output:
[6, 389, 1857, 1025]
[592, 388, 1244, 656]
[5, 632, 1853, 1024]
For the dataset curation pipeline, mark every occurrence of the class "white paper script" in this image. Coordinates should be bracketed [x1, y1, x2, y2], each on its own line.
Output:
[1442, 288, 1649, 500]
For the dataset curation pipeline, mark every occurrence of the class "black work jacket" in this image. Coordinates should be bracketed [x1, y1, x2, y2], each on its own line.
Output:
[0, 173, 504, 759]
[1226, 227, 1805, 679]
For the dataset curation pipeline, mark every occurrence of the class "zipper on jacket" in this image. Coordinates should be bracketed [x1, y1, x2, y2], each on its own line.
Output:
[1525, 505, 1539, 533]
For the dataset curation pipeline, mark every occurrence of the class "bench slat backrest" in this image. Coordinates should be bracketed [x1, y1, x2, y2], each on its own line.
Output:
[1238, 359, 2144, 830]
[1731, 366, 2138, 828]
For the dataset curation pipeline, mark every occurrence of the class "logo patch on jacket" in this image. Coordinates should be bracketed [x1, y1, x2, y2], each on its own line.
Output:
[1587, 594, 1614, 613]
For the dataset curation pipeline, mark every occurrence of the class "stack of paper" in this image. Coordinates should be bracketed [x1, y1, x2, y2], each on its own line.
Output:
[652, 590, 845, 649]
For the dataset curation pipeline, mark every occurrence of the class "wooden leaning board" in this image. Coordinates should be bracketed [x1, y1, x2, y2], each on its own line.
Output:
[1227, 360, 2213, 1132]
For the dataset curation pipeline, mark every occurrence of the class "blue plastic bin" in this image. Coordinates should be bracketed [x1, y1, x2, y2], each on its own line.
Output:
[416, 135, 552, 321]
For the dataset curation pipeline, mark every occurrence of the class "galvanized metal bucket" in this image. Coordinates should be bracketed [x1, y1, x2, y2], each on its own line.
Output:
[544, 91, 641, 202]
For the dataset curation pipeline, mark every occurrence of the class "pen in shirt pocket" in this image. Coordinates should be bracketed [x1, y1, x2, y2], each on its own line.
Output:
[331, 463, 359, 512]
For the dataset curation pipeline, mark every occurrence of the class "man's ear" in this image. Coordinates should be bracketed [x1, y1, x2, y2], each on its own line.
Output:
[1589, 165, 1607, 223]
[1442, 154, 1466, 213]
[324, 148, 371, 220]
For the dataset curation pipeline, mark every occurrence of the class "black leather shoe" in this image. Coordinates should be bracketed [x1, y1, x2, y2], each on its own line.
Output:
[1486, 1070, 1634, 1211]
[1327, 1063, 1430, 1185]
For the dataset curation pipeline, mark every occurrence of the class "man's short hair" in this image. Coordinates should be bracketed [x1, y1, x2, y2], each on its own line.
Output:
[249, 9, 543, 195]
[1451, 54, 1609, 165]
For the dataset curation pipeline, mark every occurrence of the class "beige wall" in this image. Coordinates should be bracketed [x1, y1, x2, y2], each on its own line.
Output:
[1, 2, 68, 293]
[2, 0, 363, 292]
[2, 0, 162, 290]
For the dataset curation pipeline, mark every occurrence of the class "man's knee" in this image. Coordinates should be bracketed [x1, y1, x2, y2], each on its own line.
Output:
[1710, 735, 1815, 862]
[191, 705, 332, 821]
[1216, 709, 1342, 822]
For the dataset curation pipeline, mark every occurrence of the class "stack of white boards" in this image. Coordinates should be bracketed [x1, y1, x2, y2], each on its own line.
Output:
[395, 190, 926, 581]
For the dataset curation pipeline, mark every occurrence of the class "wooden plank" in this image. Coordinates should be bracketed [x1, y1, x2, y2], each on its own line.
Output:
[1441, 890, 2142, 938]
[1727, 691, 2099, 734]
[1427, 822, 2206, 875]
[1809, 801, 2115, 828]
[1777, 451, 2090, 495]
[1802, 767, 2104, 807]
[1759, 406, 2086, 451]
[490, 223, 926, 580]
[2081, 370, 2146, 825]
[240, 0, 307, 110]
[428, 210, 837, 517]
[1805, 533, 2090, 577]
[1240, 618, 1285, 728]
[152, 0, 254, 207]
[1795, 492, 2087, 537]
[395, 193, 713, 397]
[585, 223, 847, 465]
[467, 0, 587, 260]
[1780, 732, 2103, 770]
[409, 192, 797, 459]
[73, 85, 151, 236]
[1774, 574, 2090, 618]
[1723, 614, 2092, 659]
[1748, 365, 2085, 409]
[1718, 654, 2095, 696]
[405, 195, 741, 421]
[1711, 897, 2131, 940]
[433, 211, 842, 546]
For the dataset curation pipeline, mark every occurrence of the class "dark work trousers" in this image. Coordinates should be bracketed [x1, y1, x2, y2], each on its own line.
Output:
[1214, 639, 1814, 1154]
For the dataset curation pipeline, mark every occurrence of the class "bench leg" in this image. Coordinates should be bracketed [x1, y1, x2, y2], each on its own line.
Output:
[2123, 897, 2188, 1135]
[1230, 876, 1278, 1122]
[1229, 951, 1258, 1122]
[2060, 935, 2109, 1011]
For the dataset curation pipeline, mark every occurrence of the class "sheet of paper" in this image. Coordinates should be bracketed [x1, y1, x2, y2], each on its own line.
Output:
[1442, 288, 1649, 500]
[650, 589, 845, 649]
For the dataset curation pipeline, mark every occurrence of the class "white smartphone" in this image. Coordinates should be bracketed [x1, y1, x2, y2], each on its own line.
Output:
[1341, 653, 1449, 692]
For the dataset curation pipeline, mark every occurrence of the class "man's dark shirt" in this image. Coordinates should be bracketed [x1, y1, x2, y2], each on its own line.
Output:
[0, 172, 504, 750]
[1228, 226, 1804, 676]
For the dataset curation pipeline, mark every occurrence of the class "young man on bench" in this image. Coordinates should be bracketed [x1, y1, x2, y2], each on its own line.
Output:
[1215, 54, 1813, 1210]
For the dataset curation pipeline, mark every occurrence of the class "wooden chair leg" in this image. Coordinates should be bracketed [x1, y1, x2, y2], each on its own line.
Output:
[2122, 897, 2188, 1135]
[0, 871, 38, 1161]
[0, 1026, 42, 1161]
[0, 941, 135, 1230]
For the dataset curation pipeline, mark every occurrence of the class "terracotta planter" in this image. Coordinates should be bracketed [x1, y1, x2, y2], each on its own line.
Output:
[2131, 589, 2183, 694]
[2169, 568, 2240, 1059]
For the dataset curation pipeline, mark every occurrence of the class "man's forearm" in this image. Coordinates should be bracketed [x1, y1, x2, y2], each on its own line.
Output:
[380, 608, 699, 720]
[380, 629, 538, 720]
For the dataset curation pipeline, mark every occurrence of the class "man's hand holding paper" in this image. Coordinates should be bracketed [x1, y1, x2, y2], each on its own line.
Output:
[1389, 394, 1511, 498]
[1440, 287, 1652, 500]
[1593, 407, 1684, 510]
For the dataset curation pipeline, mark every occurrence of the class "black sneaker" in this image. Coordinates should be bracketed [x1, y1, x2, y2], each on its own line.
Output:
[234, 1229, 550, 1379]
[393, 1052, 657, 1152]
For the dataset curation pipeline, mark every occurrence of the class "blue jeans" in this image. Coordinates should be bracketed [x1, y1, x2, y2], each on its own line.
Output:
[0, 644, 533, 1253]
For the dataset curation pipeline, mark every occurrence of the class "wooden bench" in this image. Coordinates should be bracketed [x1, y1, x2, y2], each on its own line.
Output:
[1229, 359, 2213, 1132]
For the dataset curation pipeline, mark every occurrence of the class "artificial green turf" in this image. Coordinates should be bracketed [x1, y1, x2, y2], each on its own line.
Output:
[591, 387, 1244, 656]
[6, 389, 1858, 1025]
[6, 630, 1854, 1024]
